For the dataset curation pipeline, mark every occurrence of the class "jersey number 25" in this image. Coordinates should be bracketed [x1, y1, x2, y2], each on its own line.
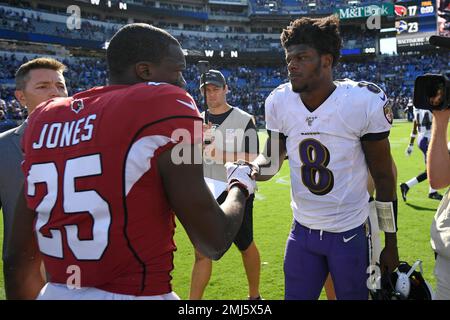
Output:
[27, 154, 111, 260]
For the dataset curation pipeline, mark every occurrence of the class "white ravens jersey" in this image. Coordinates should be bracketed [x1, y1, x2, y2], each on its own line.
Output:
[413, 107, 432, 141]
[265, 79, 392, 232]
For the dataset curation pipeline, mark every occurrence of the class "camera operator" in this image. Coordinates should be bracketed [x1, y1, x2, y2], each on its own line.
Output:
[428, 106, 450, 300]
[411, 34, 450, 300]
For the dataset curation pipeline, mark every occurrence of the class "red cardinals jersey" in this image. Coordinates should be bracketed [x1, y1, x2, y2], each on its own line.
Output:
[22, 82, 202, 296]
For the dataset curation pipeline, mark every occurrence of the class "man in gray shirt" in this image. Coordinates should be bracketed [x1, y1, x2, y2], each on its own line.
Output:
[0, 57, 68, 264]
[190, 69, 262, 300]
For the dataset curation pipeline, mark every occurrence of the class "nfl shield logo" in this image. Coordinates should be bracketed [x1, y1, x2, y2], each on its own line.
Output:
[71, 99, 84, 114]
[306, 116, 317, 126]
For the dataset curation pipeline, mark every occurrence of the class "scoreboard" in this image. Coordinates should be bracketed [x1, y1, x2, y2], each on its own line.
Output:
[395, 0, 435, 17]
[395, 0, 437, 50]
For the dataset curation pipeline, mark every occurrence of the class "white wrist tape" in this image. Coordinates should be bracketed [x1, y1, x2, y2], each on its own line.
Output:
[375, 200, 397, 233]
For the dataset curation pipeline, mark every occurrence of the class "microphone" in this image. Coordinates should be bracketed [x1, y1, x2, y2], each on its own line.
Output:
[429, 35, 450, 49]
[198, 60, 210, 123]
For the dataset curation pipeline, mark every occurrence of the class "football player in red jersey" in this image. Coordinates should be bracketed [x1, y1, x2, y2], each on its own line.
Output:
[4, 24, 256, 300]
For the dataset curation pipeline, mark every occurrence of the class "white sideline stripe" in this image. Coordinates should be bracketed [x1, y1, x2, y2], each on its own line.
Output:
[125, 135, 172, 196]
[275, 176, 290, 185]
[389, 142, 406, 146]
[255, 193, 266, 201]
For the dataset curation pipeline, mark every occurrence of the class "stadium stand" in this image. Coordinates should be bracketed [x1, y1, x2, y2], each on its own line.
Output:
[0, 0, 449, 131]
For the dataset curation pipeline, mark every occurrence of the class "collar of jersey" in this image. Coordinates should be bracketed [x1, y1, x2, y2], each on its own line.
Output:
[73, 85, 130, 99]
[296, 84, 341, 115]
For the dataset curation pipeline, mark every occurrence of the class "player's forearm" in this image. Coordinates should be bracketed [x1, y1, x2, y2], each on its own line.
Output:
[373, 165, 399, 232]
[408, 122, 418, 145]
[252, 136, 286, 181]
[380, 231, 399, 274]
[206, 187, 246, 260]
[372, 172, 396, 202]
[384, 232, 397, 248]
[412, 121, 418, 135]
[373, 173, 399, 271]
[4, 256, 45, 300]
[427, 114, 450, 189]
[373, 172, 399, 246]
[252, 153, 282, 181]
[218, 151, 258, 163]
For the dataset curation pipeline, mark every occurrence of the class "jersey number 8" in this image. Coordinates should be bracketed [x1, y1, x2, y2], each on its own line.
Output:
[299, 139, 334, 196]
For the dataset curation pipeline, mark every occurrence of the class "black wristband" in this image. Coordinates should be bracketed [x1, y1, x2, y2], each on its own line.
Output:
[393, 199, 398, 232]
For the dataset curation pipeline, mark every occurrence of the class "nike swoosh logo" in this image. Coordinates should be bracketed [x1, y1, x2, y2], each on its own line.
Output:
[380, 94, 386, 102]
[343, 234, 357, 243]
[176, 99, 196, 110]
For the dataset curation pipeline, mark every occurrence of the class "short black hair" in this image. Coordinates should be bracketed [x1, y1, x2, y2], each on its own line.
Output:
[280, 15, 342, 67]
[106, 23, 180, 78]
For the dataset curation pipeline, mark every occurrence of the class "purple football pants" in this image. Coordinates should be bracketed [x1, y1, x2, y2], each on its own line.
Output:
[284, 220, 369, 300]
[418, 137, 429, 163]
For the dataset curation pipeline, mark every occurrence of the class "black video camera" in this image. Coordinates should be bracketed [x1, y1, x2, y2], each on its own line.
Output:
[413, 36, 450, 110]
[413, 74, 450, 110]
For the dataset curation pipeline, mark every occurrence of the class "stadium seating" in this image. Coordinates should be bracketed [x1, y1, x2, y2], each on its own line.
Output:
[1, 0, 449, 131]
[2, 50, 449, 131]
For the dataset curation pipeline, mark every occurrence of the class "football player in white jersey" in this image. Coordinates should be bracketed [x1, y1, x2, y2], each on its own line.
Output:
[400, 106, 443, 201]
[251, 15, 399, 299]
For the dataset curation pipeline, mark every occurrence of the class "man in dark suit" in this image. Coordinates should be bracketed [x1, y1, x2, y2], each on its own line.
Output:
[0, 58, 68, 271]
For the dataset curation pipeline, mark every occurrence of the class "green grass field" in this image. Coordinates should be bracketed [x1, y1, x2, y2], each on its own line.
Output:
[0, 121, 447, 300]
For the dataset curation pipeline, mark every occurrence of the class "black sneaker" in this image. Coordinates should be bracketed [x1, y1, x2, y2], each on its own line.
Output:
[400, 183, 409, 202]
[248, 295, 263, 300]
[429, 192, 443, 200]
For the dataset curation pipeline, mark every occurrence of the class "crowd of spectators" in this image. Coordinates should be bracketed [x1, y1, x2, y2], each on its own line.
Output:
[0, 54, 108, 132]
[0, 5, 375, 51]
[0, 94, 25, 132]
[1, 51, 449, 132]
[251, 0, 380, 12]
[178, 33, 280, 52]
[0, 1, 446, 131]
[0, 6, 36, 33]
